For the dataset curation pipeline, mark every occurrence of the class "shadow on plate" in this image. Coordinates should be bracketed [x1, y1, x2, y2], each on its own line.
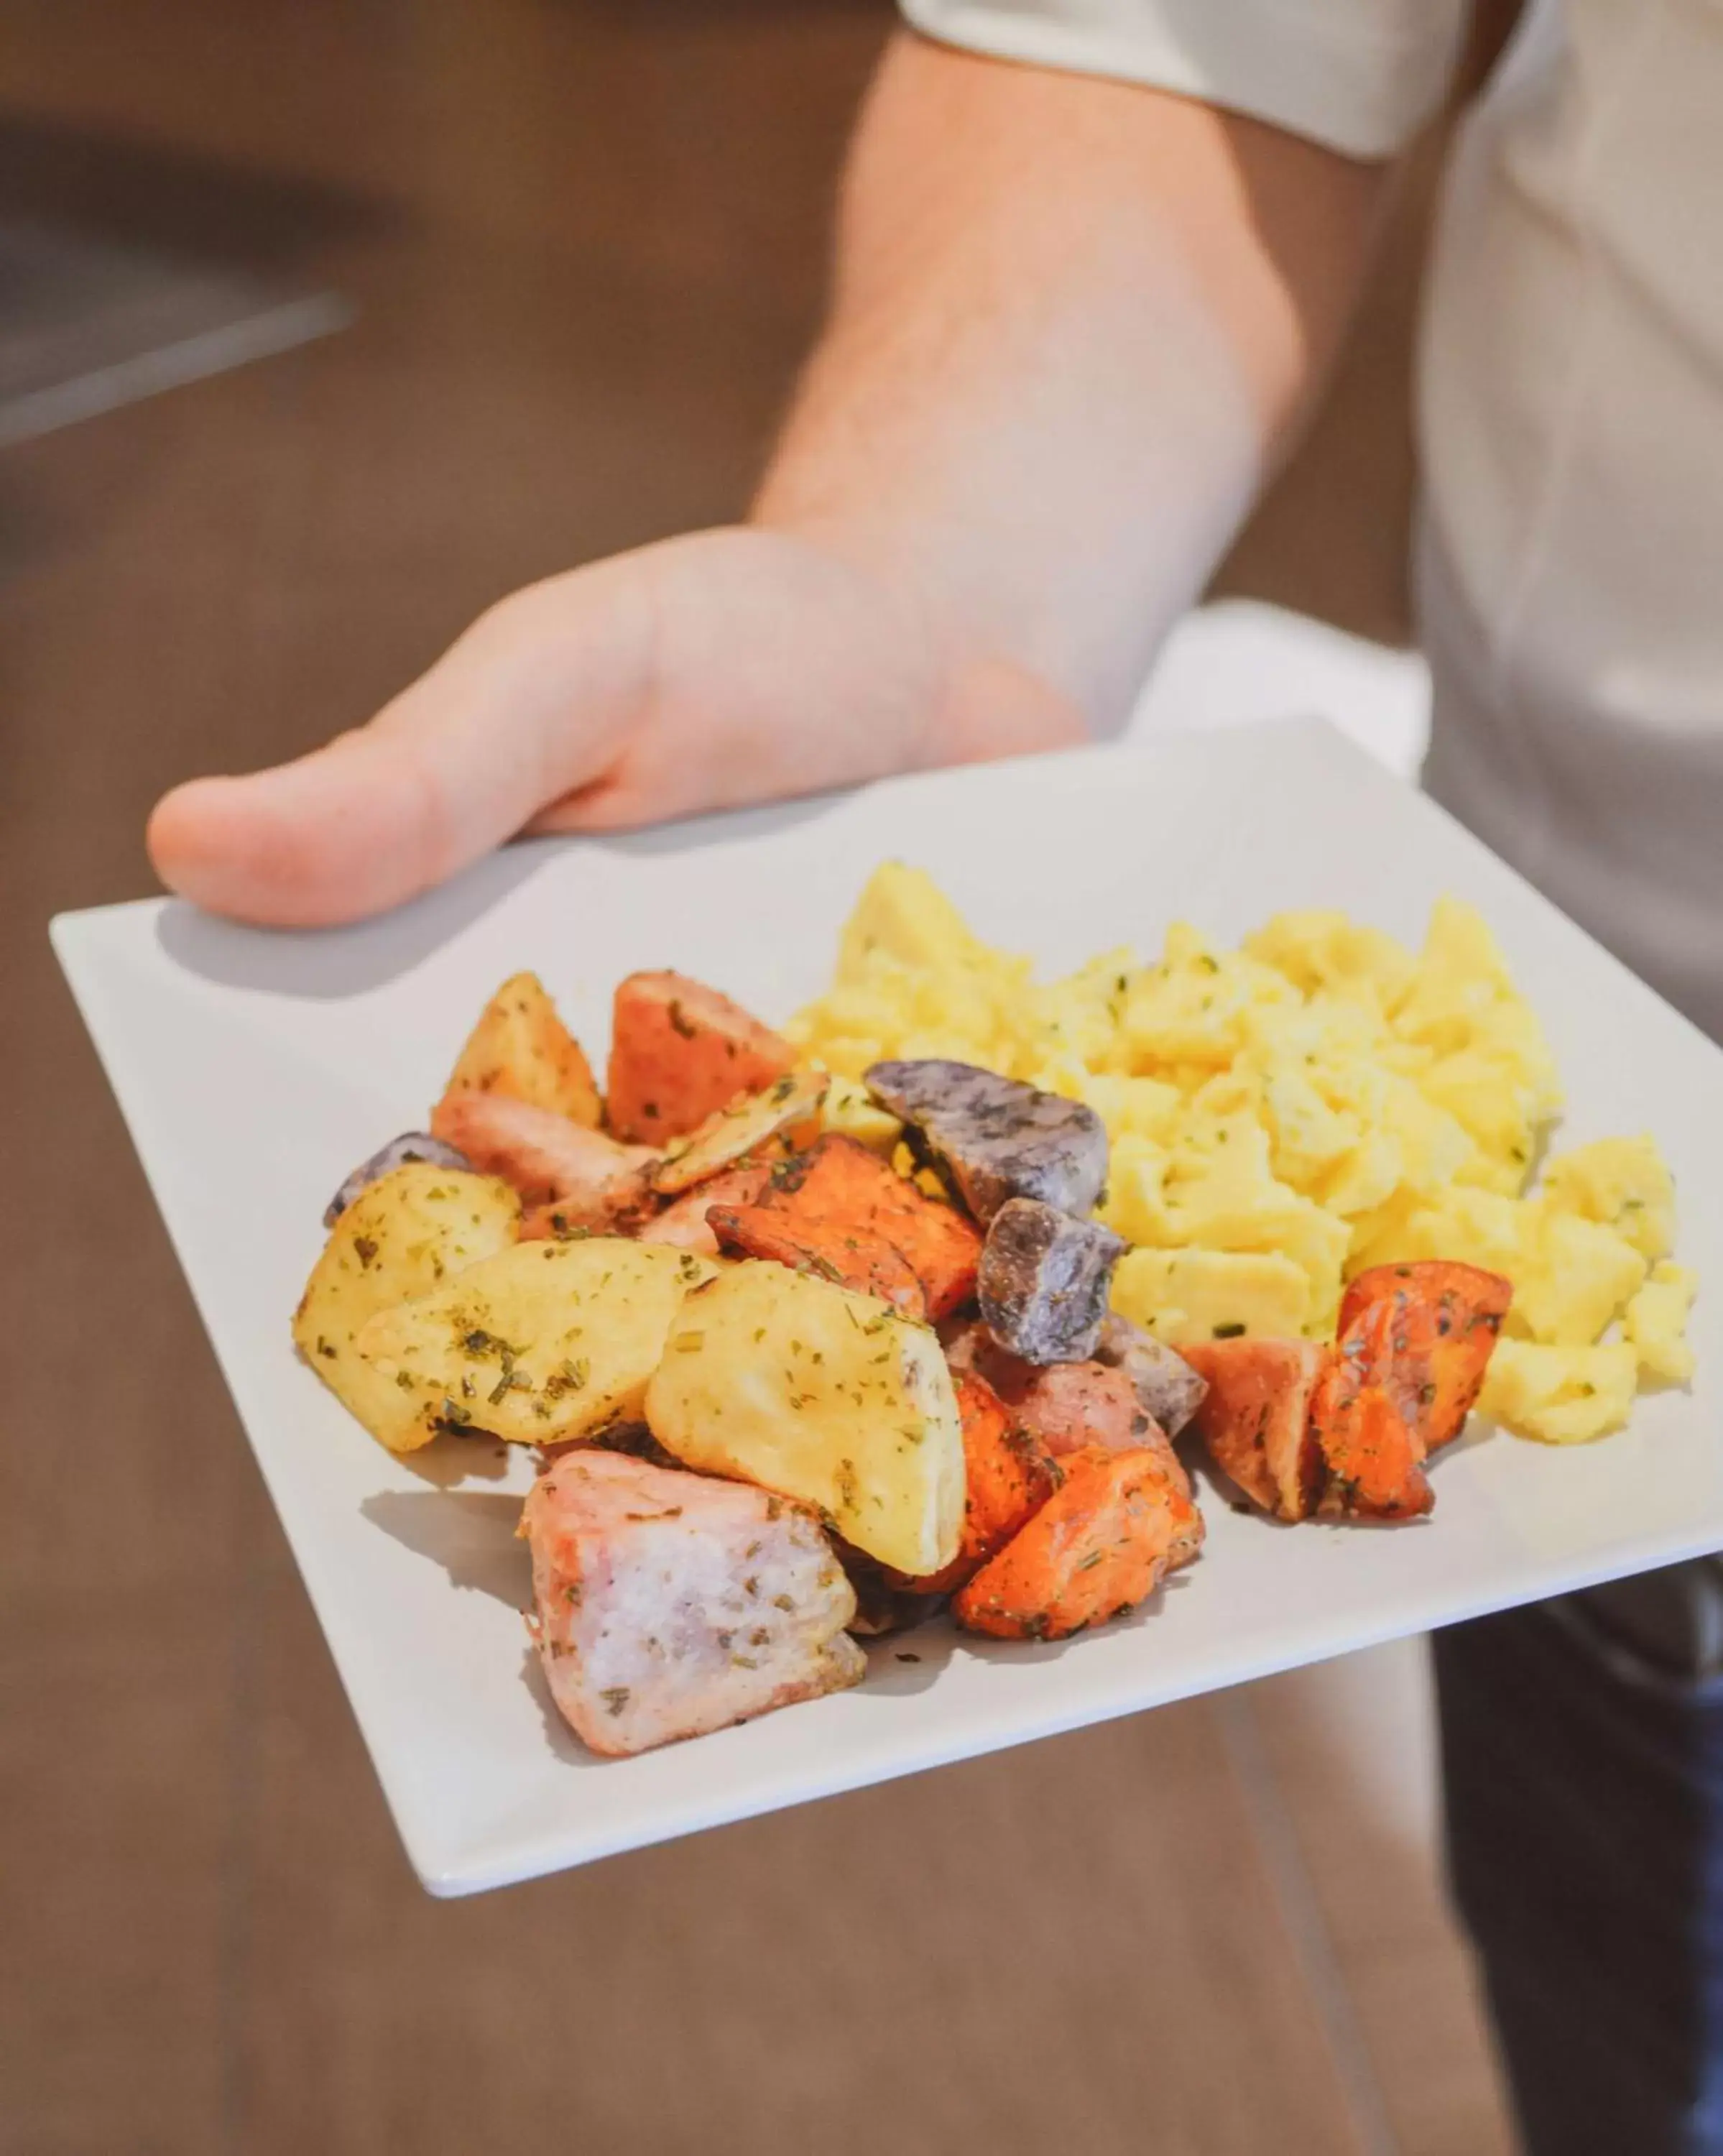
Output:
[361, 1488, 528, 1606]
[395, 1432, 517, 1488]
[153, 787, 854, 1000]
[154, 841, 558, 998]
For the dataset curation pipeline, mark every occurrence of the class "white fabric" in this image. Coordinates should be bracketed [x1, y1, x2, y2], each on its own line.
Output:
[906, 0, 1723, 1040]
[900, 0, 1469, 159]
[1418, 0, 1723, 1040]
[1130, 599, 1430, 780]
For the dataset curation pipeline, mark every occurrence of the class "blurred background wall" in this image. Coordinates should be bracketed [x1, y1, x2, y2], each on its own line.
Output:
[4, 4, 1523, 2152]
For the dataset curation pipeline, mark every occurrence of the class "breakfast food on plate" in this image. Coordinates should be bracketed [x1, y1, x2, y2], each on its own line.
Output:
[649, 1069, 828, 1196]
[443, 969, 603, 1128]
[607, 969, 797, 1143]
[792, 864, 1694, 1446]
[351, 1240, 716, 1452]
[1181, 1338, 1326, 1523]
[433, 1089, 657, 1224]
[1094, 1313, 1211, 1439]
[866, 1057, 1110, 1222]
[976, 1196, 1127, 1363]
[882, 1370, 1060, 1595]
[644, 1262, 966, 1577]
[323, 1131, 474, 1230]
[295, 1163, 521, 1450]
[294, 866, 1694, 1759]
[952, 1444, 1203, 1642]
[946, 1325, 1192, 1497]
[706, 1131, 983, 1320]
[521, 1450, 865, 1756]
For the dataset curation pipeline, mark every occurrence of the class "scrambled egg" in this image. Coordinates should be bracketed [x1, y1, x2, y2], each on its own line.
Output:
[790, 863, 1695, 1447]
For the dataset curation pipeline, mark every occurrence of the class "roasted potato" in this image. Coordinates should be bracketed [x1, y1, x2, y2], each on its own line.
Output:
[651, 1070, 828, 1196]
[1180, 1337, 1326, 1520]
[708, 1133, 981, 1321]
[1337, 1259, 1512, 1454]
[293, 1164, 521, 1452]
[1308, 1299, 1433, 1520]
[353, 1238, 715, 1450]
[608, 971, 797, 1143]
[636, 1163, 775, 1256]
[887, 1369, 1059, 1595]
[323, 1131, 471, 1230]
[431, 1089, 657, 1221]
[644, 1261, 965, 1576]
[953, 1444, 1202, 1641]
[441, 971, 601, 1128]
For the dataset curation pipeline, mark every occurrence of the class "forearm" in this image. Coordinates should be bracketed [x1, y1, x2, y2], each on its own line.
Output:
[756, 30, 1389, 732]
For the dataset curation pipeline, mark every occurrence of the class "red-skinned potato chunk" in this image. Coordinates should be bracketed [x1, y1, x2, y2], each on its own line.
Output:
[433, 1089, 657, 1223]
[522, 1450, 864, 1756]
[953, 1443, 1203, 1641]
[709, 1135, 982, 1321]
[1338, 1261, 1512, 1456]
[1180, 1338, 1326, 1521]
[607, 971, 796, 1143]
[1309, 1299, 1433, 1520]
[946, 1327, 1192, 1498]
[635, 1163, 776, 1257]
[889, 1370, 1060, 1595]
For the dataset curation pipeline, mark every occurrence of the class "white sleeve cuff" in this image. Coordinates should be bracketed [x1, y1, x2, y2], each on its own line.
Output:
[899, 0, 1469, 160]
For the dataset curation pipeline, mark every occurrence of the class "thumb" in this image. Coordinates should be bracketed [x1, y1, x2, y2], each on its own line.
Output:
[146, 556, 654, 927]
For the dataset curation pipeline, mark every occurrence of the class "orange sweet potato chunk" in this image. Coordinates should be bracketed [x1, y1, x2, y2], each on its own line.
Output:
[1338, 1260, 1512, 1457]
[1179, 1338, 1326, 1521]
[607, 972, 795, 1143]
[1309, 1300, 1433, 1521]
[953, 1444, 1202, 1641]
[890, 1371, 1060, 1595]
[710, 1135, 982, 1320]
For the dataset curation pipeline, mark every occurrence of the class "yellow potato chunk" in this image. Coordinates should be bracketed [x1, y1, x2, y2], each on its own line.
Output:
[354, 1239, 714, 1450]
[645, 1262, 965, 1576]
[652, 1070, 828, 1196]
[1624, 1262, 1699, 1386]
[1478, 1340, 1640, 1445]
[1112, 1246, 1312, 1346]
[441, 971, 601, 1128]
[293, 1164, 521, 1452]
[818, 1074, 902, 1154]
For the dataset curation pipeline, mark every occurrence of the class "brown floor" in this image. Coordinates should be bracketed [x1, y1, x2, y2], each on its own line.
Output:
[2, 4, 1518, 2150]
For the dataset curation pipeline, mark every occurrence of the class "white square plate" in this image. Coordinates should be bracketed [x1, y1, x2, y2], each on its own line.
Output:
[54, 719, 1723, 1895]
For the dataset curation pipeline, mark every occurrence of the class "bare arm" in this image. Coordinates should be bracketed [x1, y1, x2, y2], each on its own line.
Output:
[761, 33, 1385, 726]
[149, 31, 1387, 926]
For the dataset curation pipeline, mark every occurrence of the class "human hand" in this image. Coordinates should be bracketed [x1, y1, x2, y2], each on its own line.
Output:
[146, 525, 1083, 926]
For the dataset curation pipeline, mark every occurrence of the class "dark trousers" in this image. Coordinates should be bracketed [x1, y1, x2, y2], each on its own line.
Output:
[1436, 1563, 1723, 2155]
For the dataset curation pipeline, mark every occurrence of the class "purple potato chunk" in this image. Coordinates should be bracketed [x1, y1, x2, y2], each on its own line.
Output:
[323, 1132, 474, 1228]
[977, 1197, 1127, 1365]
[863, 1059, 1109, 1224]
[831, 1537, 946, 1638]
[1094, 1313, 1209, 1439]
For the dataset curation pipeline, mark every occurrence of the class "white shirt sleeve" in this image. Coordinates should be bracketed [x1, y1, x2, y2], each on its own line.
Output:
[898, 0, 1471, 160]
